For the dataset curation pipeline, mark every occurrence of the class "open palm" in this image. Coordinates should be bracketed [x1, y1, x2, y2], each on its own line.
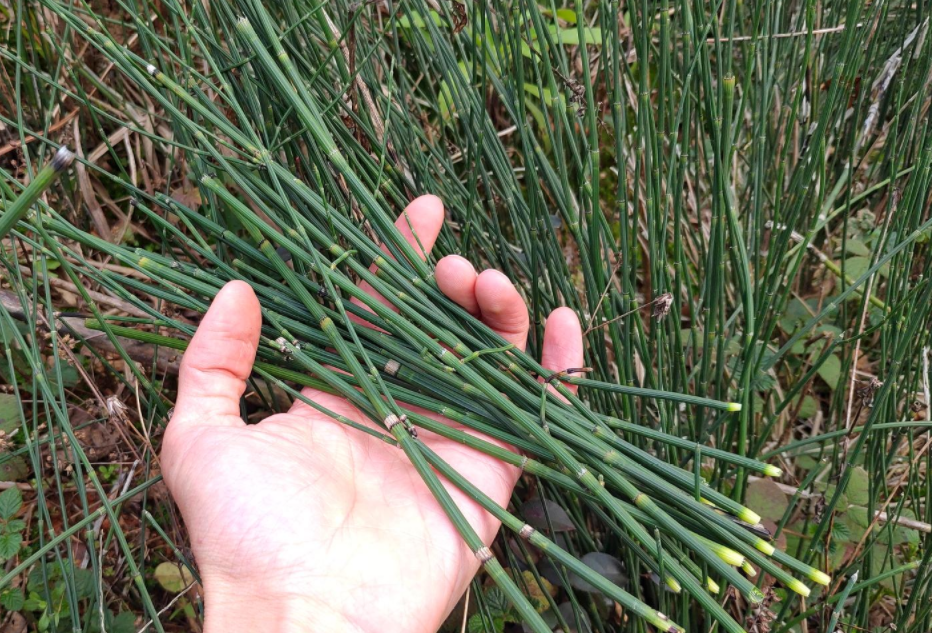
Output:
[160, 196, 583, 632]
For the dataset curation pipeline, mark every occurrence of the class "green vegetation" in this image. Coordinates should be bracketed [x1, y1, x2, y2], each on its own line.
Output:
[0, 0, 930, 631]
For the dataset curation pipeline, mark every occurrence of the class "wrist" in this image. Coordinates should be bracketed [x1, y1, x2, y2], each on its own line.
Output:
[204, 581, 360, 632]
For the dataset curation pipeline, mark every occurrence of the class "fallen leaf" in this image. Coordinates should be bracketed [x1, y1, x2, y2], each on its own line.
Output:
[154, 562, 195, 593]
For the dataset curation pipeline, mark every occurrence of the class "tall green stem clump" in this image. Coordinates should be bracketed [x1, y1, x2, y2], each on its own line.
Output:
[1, 0, 931, 631]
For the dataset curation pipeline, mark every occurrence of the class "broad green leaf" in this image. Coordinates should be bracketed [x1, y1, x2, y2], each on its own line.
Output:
[438, 62, 470, 121]
[795, 455, 820, 471]
[88, 609, 138, 633]
[815, 324, 843, 336]
[829, 539, 849, 568]
[0, 486, 23, 519]
[746, 478, 789, 523]
[844, 506, 871, 542]
[556, 9, 578, 23]
[525, 99, 551, 151]
[753, 370, 777, 391]
[397, 11, 445, 30]
[841, 239, 871, 257]
[0, 393, 22, 434]
[520, 39, 535, 58]
[780, 297, 816, 333]
[73, 567, 96, 599]
[23, 591, 46, 612]
[832, 519, 851, 543]
[793, 395, 819, 419]
[870, 544, 901, 591]
[542, 8, 579, 23]
[0, 587, 24, 611]
[725, 335, 743, 355]
[815, 482, 848, 512]
[484, 586, 510, 615]
[0, 319, 29, 346]
[28, 563, 57, 592]
[752, 392, 767, 413]
[521, 25, 603, 57]
[846, 467, 871, 506]
[522, 83, 554, 101]
[0, 455, 29, 484]
[817, 354, 842, 390]
[843, 256, 871, 278]
[548, 25, 602, 46]
[877, 508, 921, 546]
[0, 531, 23, 559]
[50, 363, 81, 390]
[843, 256, 889, 279]
[5, 518, 25, 533]
[467, 612, 505, 633]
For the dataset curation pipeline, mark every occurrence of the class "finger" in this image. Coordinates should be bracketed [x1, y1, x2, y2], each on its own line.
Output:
[436, 255, 480, 315]
[172, 281, 261, 428]
[540, 307, 584, 397]
[474, 269, 529, 351]
[354, 195, 445, 313]
[392, 194, 446, 261]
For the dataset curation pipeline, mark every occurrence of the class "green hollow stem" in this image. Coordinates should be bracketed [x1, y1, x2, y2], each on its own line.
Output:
[0, 146, 74, 239]
[417, 443, 686, 633]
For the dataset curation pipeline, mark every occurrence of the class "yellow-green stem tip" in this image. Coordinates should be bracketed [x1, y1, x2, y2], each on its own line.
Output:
[739, 508, 762, 524]
[788, 579, 812, 597]
[719, 548, 745, 566]
[763, 464, 783, 477]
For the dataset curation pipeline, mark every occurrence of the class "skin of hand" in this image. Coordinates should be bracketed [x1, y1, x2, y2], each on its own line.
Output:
[160, 195, 584, 633]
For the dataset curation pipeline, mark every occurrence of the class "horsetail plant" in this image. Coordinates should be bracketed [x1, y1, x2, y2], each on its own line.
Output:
[0, 146, 74, 240]
[3, 0, 932, 631]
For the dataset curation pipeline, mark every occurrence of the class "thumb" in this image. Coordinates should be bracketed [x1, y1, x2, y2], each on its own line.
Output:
[171, 280, 261, 429]
[540, 307, 584, 399]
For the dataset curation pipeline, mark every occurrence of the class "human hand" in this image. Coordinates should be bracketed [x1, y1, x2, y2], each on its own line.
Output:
[160, 195, 583, 632]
